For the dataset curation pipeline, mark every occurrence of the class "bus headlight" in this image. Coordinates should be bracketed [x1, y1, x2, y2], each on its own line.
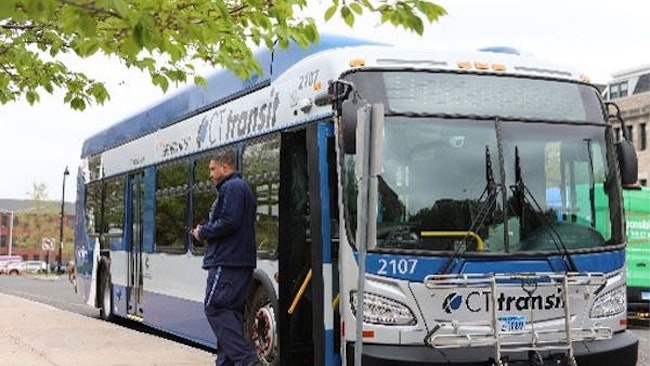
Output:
[350, 291, 416, 326]
[590, 286, 626, 318]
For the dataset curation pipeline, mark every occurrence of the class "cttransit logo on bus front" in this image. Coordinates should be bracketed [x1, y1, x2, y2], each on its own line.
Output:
[442, 288, 564, 313]
[196, 88, 280, 148]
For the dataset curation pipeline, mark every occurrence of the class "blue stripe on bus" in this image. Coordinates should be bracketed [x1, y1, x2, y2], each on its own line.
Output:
[357, 249, 625, 281]
[318, 123, 334, 264]
[325, 329, 340, 366]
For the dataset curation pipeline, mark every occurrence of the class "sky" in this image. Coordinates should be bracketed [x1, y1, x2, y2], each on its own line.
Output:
[1, 0, 648, 201]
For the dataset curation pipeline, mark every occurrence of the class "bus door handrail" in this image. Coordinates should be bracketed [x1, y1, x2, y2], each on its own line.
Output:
[287, 268, 342, 314]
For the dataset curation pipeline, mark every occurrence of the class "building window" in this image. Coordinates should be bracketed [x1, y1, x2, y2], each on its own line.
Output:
[608, 81, 629, 99]
[0, 236, 6, 248]
[641, 179, 647, 187]
[619, 82, 628, 98]
[634, 74, 649, 94]
[609, 84, 619, 99]
[640, 123, 647, 151]
[627, 125, 634, 143]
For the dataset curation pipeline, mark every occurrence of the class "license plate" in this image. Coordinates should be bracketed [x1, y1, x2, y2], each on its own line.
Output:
[498, 315, 526, 332]
[642, 291, 650, 301]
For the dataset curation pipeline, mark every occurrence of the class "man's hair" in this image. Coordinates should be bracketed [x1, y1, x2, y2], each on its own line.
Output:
[211, 148, 237, 168]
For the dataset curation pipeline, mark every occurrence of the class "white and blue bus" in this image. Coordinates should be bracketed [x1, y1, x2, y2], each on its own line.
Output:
[74, 35, 639, 365]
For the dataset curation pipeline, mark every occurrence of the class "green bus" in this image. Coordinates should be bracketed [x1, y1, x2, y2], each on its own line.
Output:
[547, 184, 649, 323]
[624, 186, 650, 323]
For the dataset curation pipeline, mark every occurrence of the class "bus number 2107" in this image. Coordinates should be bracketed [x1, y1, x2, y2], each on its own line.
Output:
[377, 258, 418, 275]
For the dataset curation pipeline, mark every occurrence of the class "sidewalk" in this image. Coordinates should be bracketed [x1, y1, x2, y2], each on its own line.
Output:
[0, 293, 215, 366]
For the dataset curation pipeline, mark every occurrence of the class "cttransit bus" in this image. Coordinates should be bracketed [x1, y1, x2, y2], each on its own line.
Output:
[74, 35, 639, 365]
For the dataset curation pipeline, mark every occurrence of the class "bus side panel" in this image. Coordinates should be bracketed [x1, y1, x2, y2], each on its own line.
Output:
[109, 250, 129, 317]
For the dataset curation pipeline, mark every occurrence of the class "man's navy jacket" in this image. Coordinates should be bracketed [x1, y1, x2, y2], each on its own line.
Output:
[198, 172, 257, 269]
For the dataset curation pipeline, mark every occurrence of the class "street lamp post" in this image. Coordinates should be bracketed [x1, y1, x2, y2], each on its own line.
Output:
[58, 166, 70, 274]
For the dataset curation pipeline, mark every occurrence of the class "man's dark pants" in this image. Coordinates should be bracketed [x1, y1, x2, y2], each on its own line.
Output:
[205, 266, 258, 366]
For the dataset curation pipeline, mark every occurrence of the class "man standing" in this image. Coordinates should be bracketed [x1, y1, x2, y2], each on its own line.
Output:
[192, 150, 263, 366]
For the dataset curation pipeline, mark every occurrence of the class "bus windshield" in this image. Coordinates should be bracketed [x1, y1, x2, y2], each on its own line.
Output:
[343, 71, 624, 254]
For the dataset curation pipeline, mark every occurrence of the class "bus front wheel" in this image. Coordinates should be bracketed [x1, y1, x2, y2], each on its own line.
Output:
[246, 285, 278, 366]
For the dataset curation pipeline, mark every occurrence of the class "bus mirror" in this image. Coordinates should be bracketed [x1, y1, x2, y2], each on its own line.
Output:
[355, 104, 384, 250]
[354, 104, 385, 178]
[616, 139, 638, 186]
[342, 99, 361, 153]
[369, 104, 384, 177]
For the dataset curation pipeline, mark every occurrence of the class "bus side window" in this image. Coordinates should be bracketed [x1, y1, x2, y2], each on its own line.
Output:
[191, 152, 214, 255]
[85, 181, 103, 244]
[103, 176, 125, 251]
[243, 134, 280, 259]
[155, 159, 190, 254]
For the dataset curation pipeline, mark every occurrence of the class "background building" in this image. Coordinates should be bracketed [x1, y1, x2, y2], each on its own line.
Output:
[0, 199, 75, 264]
[603, 64, 650, 186]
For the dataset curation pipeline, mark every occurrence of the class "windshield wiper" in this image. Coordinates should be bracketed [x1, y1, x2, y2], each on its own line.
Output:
[511, 146, 578, 272]
[437, 145, 500, 274]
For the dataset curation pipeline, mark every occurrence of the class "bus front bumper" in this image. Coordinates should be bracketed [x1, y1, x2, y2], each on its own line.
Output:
[346, 330, 638, 366]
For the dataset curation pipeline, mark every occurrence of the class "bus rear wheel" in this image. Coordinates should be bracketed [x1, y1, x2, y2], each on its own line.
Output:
[246, 285, 278, 366]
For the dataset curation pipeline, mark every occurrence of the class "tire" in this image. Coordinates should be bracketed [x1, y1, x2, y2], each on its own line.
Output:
[99, 271, 113, 321]
[245, 285, 279, 366]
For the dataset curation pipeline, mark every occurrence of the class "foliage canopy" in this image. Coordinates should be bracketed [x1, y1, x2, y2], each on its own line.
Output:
[0, 0, 446, 110]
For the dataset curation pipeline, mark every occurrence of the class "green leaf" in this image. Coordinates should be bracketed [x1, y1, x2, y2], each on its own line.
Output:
[111, 0, 130, 18]
[26, 91, 38, 105]
[132, 22, 145, 47]
[70, 97, 86, 111]
[194, 75, 207, 88]
[324, 4, 337, 21]
[340, 6, 354, 27]
[0, 0, 15, 18]
[349, 3, 363, 15]
[152, 74, 169, 92]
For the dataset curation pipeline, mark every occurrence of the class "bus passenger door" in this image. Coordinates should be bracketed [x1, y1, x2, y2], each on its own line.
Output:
[126, 172, 145, 320]
[278, 122, 339, 366]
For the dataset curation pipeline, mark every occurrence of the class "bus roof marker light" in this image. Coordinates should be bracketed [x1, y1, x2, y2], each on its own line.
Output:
[349, 58, 366, 67]
[474, 62, 489, 70]
[457, 61, 472, 69]
[491, 63, 507, 72]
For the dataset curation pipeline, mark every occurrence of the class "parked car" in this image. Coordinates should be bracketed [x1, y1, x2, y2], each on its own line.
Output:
[0, 255, 22, 274]
[4, 261, 26, 275]
[24, 261, 46, 273]
[3, 261, 46, 275]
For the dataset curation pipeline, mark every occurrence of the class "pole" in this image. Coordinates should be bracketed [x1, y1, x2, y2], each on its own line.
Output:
[8, 211, 13, 256]
[58, 166, 69, 274]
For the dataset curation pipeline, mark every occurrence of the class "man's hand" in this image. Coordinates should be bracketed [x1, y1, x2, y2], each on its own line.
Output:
[192, 225, 202, 241]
